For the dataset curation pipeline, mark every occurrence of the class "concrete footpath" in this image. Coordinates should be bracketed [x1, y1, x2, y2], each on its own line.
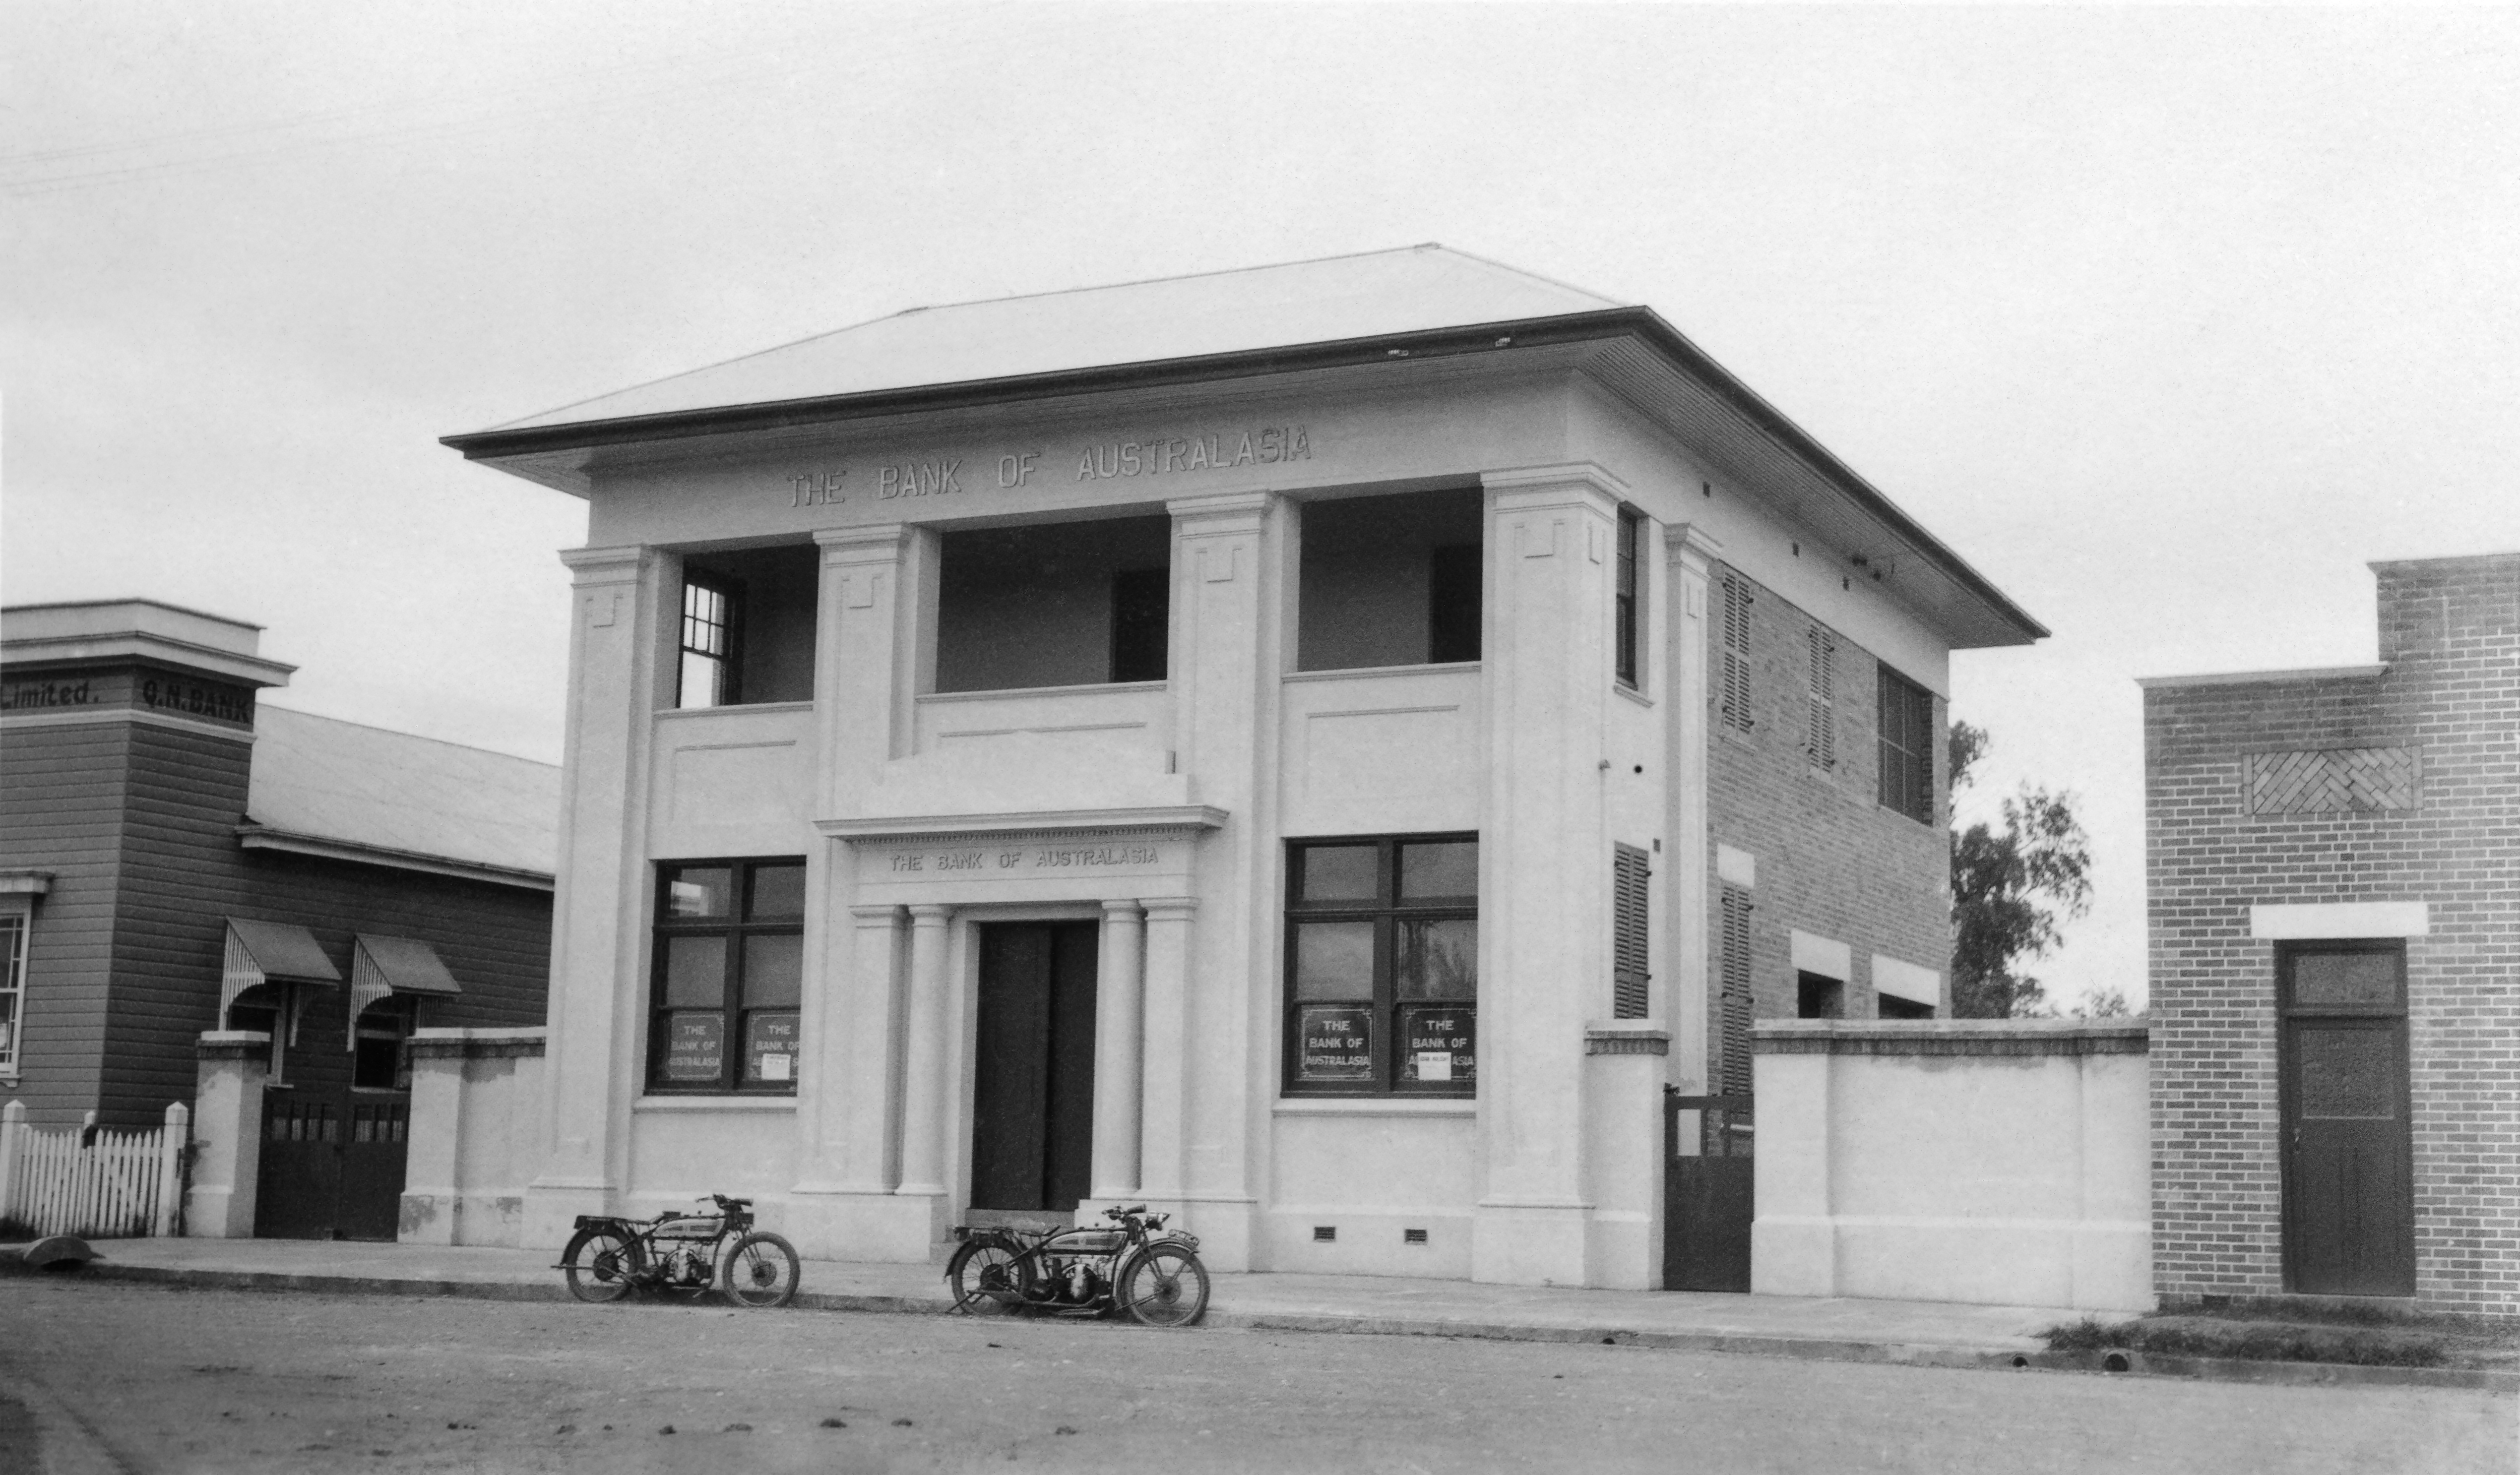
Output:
[20, 1237, 2514, 1394]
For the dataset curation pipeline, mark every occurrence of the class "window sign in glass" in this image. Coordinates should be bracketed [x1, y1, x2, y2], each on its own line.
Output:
[1297, 845, 1379, 903]
[1293, 921, 1374, 1000]
[746, 1011, 801, 1084]
[666, 867, 732, 918]
[1400, 1005, 1475, 1083]
[662, 1014, 725, 1081]
[1399, 841, 1478, 901]
[1297, 1005, 1375, 1081]
[747, 864, 807, 919]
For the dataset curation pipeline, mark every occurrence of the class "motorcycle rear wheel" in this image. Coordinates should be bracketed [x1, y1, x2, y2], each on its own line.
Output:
[947, 1237, 1034, 1314]
[721, 1231, 802, 1309]
[1116, 1242, 1209, 1328]
[560, 1227, 643, 1304]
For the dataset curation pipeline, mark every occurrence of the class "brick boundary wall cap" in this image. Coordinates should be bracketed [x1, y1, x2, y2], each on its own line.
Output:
[1754, 1019, 2149, 1057]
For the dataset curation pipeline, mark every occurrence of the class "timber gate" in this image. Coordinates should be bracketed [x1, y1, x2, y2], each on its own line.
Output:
[1663, 1090, 1753, 1292]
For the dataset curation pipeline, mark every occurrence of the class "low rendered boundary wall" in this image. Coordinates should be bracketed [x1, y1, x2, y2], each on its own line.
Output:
[1750, 1019, 2152, 1312]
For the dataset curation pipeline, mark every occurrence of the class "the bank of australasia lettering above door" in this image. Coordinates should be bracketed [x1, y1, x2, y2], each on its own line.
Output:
[650, 859, 806, 1094]
[781, 424, 1313, 507]
[1285, 835, 1478, 1098]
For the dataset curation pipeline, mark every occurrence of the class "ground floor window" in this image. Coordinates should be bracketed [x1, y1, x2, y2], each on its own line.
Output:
[1284, 834, 1477, 1097]
[649, 858, 806, 1094]
[0, 905, 25, 1074]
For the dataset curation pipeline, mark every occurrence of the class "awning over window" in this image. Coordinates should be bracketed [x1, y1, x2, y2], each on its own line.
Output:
[220, 918, 341, 1027]
[348, 934, 462, 1042]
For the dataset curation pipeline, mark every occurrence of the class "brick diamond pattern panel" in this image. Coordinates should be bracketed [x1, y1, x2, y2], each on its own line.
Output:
[2247, 747, 2419, 814]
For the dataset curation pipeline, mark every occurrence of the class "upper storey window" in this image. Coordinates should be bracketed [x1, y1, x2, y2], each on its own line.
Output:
[675, 544, 820, 709]
[934, 514, 1172, 692]
[1297, 488, 1483, 672]
[1877, 665, 1936, 823]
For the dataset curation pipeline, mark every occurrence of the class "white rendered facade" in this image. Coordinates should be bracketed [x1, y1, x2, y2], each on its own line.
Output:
[452, 250, 2037, 1288]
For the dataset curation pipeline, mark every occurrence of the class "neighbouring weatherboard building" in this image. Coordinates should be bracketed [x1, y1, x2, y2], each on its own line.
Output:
[443, 245, 2044, 1287]
[0, 599, 556, 1239]
[2143, 552, 2519, 1317]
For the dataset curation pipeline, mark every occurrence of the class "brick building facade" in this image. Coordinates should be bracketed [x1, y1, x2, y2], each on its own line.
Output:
[2143, 552, 2519, 1315]
[1705, 563, 1951, 1092]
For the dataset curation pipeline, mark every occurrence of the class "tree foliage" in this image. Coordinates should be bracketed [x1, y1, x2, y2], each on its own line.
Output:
[1948, 721, 2095, 1018]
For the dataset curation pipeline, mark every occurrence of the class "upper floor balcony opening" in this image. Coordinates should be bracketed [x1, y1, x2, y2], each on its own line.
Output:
[1297, 487, 1483, 673]
[676, 542, 819, 709]
[932, 513, 1173, 694]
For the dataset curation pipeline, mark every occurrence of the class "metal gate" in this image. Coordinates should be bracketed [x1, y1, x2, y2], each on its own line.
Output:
[1664, 1090, 1753, 1292]
[255, 1089, 409, 1240]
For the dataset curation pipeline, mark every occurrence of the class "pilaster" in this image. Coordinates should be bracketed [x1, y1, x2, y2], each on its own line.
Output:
[1137, 895, 1199, 1210]
[524, 543, 665, 1249]
[1090, 900, 1147, 1200]
[815, 524, 926, 817]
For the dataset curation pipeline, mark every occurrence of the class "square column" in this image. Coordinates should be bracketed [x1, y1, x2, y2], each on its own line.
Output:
[813, 524, 928, 815]
[524, 544, 666, 1249]
[1472, 465, 1627, 1285]
[1137, 896, 1198, 1210]
[1089, 900, 1147, 1201]
[1164, 489, 1282, 1264]
[785, 899, 905, 1259]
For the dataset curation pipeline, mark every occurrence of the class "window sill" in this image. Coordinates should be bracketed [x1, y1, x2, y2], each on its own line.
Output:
[1283, 662, 1480, 685]
[919, 680, 1166, 703]
[1273, 1097, 1476, 1118]
[633, 1095, 798, 1112]
[1613, 682, 1653, 709]
[657, 700, 815, 720]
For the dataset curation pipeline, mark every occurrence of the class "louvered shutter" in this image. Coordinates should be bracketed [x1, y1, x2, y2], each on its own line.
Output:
[1804, 627, 1835, 769]
[1612, 844, 1650, 1019]
[1720, 576, 1753, 732]
[1718, 885, 1754, 1094]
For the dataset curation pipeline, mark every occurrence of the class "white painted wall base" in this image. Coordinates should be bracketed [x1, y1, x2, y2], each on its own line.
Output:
[1750, 1021, 2154, 1313]
[1471, 1202, 1593, 1286]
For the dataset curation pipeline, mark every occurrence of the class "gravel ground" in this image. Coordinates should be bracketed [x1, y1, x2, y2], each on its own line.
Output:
[0, 1277, 2510, 1473]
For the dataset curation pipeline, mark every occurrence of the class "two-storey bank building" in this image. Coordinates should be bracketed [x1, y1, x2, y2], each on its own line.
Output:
[444, 247, 2044, 1288]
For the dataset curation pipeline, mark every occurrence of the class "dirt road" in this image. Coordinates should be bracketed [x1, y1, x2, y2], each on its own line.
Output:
[0, 1277, 2510, 1473]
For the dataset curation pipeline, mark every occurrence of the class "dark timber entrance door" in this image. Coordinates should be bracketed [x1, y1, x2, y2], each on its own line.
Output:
[969, 921, 1099, 1215]
[2280, 942, 2415, 1297]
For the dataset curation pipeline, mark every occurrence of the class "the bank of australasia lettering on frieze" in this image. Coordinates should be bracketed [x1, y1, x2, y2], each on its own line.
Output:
[783, 424, 1311, 507]
[886, 843, 1163, 875]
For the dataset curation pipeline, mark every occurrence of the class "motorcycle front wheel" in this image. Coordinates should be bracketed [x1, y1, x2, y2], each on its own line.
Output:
[1116, 1242, 1209, 1327]
[560, 1227, 643, 1304]
[947, 1237, 1034, 1314]
[721, 1231, 802, 1308]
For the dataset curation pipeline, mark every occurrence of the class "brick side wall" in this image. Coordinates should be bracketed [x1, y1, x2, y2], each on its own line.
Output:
[2145, 552, 2519, 1315]
[1705, 563, 1950, 1092]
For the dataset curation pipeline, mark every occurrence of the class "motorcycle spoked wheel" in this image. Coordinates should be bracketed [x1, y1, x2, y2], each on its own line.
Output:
[721, 1231, 802, 1309]
[1116, 1242, 1210, 1328]
[946, 1238, 1038, 1315]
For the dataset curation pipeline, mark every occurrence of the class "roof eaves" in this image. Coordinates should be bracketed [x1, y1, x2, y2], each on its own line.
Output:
[445, 305, 2045, 647]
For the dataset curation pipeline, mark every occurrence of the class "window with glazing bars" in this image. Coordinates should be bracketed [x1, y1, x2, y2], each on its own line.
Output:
[678, 575, 739, 709]
[1876, 665, 1935, 823]
[1719, 575, 1754, 732]
[1285, 835, 1478, 1097]
[0, 912, 23, 1074]
[1803, 627, 1836, 769]
[1612, 844, 1650, 1018]
[650, 859, 805, 1093]
[1614, 510, 1642, 689]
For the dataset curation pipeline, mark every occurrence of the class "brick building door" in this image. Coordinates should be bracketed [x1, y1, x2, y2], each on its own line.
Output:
[2278, 943, 2414, 1297]
[968, 922, 1099, 1216]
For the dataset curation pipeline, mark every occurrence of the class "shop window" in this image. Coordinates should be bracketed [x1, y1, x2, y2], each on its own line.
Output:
[0, 908, 25, 1075]
[1612, 844, 1650, 1019]
[1796, 971, 1844, 1020]
[649, 858, 806, 1094]
[1877, 995, 1935, 1020]
[1284, 835, 1477, 1097]
[1615, 509, 1642, 689]
[1297, 488, 1484, 671]
[935, 515, 1172, 692]
[1803, 627, 1836, 769]
[676, 543, 820, 708]
[1719, 575, 1754, 733]
[1876, 665, 1935, 823]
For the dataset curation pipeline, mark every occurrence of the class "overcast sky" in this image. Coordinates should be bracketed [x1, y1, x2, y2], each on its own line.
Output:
[6, 4, 2516, 1010]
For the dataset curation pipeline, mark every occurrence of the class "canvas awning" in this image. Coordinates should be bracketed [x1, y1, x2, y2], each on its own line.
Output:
[220, 918, 341, 1029]
[347, 934, 462, 1043]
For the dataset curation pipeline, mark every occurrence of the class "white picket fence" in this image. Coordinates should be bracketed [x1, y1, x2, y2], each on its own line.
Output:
[0, 1099, 191, 1239]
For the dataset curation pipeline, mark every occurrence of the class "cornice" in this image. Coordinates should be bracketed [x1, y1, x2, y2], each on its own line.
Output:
[817, 804, 1228, 844]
